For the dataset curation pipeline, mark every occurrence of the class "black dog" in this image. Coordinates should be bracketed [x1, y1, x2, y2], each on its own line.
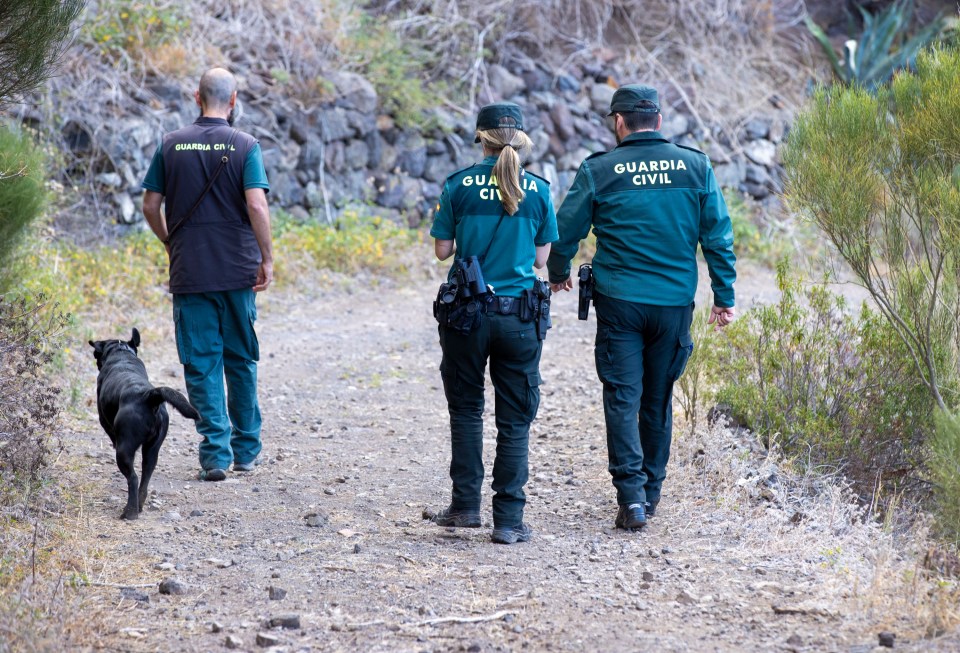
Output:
[89, 328, 199, 520]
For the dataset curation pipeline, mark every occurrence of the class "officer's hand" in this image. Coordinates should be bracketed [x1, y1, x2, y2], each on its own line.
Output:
[708, 305, 735, 331]
[550, 278, 574, 293]
[253, 260, 273, 292]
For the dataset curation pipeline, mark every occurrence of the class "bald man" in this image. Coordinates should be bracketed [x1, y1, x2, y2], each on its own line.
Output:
[142, 68, 274, 482]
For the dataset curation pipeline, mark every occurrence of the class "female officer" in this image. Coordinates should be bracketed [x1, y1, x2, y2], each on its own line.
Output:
[429, 102, 558, 544]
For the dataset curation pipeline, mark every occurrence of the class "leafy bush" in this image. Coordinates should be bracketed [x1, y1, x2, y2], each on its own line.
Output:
[17, 229, 169, 317]
[342, 15, 440, 128]
[0, 294, 68, 485]
[83, 0, 189, 57]
[272, 208, 419, 278]
[713, 259, 934, 493]
[783, 46, 960, 412]
[805, 0, 952, 91]
[674, 307, 720, 432]
[932, 411, 960, 545]
[0, 124, 48, 293]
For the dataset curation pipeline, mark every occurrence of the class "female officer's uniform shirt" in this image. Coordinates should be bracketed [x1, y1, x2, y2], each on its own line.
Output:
[430, 156, 558, 298]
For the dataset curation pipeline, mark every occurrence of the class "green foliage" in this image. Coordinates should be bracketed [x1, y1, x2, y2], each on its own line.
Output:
[83, 0, 189, 56]
[343, 15, 438, 128]
[783, 46, 960, 412]
[714, 259, 934, 489]
[727, 191, 758, 251]
[17, 229, 169, 318]
[12, 209, 421, 325]
[0, 294, 68, 484]
[0, 0, 84, 103]
[805, 0, 952, 91]
[273, 208, 419, 277]
[932, 410, 960, 545]
[0, 124, 47, 294]
[674, 307, 721, 432]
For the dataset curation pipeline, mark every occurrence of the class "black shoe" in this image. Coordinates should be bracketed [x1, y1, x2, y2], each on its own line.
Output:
[491, 523, 532, 544]
[432, 506, 481, 528]
[198, 468, 227, 482]
[644, 500, 659, 518]
[615, 503, 647, 530]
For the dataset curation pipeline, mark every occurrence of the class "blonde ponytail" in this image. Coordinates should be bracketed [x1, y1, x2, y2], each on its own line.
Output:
[477, 128, 534, 215]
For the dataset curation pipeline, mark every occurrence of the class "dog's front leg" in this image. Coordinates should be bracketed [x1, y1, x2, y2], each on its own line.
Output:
[116, 446, 140, 520]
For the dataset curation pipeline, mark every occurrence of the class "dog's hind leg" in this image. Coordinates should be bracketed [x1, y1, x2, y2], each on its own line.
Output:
[116, 443, 141, 520]
[138, 428, 166, 513]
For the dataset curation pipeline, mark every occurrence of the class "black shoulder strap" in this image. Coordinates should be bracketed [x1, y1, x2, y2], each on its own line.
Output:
[164, 128, 239, 243]
[478, 209, 507, 264]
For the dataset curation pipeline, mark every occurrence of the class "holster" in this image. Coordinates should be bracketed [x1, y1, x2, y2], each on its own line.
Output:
[520, 278, 552, 341]
[434, 281, 488, 335]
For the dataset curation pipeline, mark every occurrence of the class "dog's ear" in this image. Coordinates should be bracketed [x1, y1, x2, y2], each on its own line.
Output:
[89, 340, 104, 366]
[129, 328, 140, 350]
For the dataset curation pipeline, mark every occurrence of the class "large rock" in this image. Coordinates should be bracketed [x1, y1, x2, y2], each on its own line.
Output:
[743, 139, 777, 167]
[376, 175, 422, 210]
[423, 155, 451, 183]
[344, 140, 370, 170]
[487, 64, 526, 100]
[550, 103, 575, 141]
[713, 157, 746, 189]
[396, 133, 427, 177]
[330, 71, 378, 114]
[660, 113, 689, 141]
[345, 108, 377, 137]
[589, 82, 616, 115]
[319, 107, 353, 142]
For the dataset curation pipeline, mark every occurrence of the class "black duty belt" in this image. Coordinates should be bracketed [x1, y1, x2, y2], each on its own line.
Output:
[487, 296, 521, 315]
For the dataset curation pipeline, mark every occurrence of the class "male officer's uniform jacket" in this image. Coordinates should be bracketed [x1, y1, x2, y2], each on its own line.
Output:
[546, 131, 736, 308]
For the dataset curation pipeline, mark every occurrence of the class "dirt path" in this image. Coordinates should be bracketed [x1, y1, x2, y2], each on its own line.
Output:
[61, 272, 955, 653]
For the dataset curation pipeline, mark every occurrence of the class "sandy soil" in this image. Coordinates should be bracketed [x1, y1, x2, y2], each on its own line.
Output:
[58, 265, 958, 653]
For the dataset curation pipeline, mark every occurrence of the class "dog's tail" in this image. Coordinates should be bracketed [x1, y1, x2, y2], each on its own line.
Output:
[148, 388, 201, 420]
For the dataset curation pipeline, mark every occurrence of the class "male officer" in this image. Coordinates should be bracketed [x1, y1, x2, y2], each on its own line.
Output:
[547, 84, 736, 530]
[142, 68, 273, 482]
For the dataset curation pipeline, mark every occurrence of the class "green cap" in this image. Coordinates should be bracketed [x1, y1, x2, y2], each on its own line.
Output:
[475, 102, 524, 142]
[608, 84, 660, 115]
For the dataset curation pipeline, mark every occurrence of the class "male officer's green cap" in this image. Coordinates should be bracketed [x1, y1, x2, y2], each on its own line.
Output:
[608, 84, 660, 115]
[475, 102, 524, 143]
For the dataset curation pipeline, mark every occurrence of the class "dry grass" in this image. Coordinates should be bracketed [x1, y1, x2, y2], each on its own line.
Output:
[669, 417, 960, 641]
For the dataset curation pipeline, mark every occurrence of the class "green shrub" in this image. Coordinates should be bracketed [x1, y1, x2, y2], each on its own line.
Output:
[17, 228, 169, 318]
[0, 124, 47, 293]
[674, 307, 721, 432]
[784, 46, 960, 412]
[932, 411, 960, 545]
[714, 259, 934, 491]
[342, 15, 440, 128]
[272, 208, 419, 278]
[83, 0, 189, 57]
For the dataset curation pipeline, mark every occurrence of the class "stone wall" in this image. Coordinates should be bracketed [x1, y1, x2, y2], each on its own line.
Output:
[27, 63, 792, 229]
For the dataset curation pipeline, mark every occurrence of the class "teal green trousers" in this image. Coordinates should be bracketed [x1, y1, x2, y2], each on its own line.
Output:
[173, 289, 262, 472]
[439, 313, 543, 528]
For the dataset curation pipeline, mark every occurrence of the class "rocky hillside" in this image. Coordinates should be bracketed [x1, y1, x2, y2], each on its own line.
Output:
[4, 0, 956, 238]
[4, 0, 819, 239]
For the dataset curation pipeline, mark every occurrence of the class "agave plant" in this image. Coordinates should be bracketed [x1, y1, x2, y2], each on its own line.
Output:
[805, 0, 953, 91]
